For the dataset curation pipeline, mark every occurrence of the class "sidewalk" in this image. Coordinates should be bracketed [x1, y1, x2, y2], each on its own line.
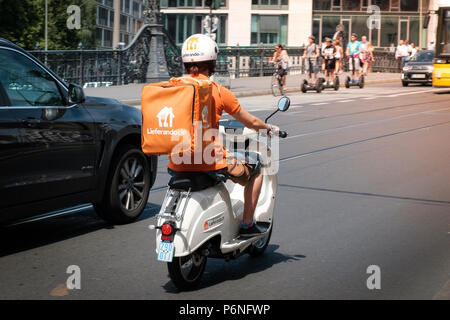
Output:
[84, 72, 401, 105]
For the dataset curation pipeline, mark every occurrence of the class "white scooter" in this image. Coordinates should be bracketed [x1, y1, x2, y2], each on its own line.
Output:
[149, 97, 290, 291]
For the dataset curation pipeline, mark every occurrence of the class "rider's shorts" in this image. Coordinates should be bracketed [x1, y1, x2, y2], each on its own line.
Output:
[278, 66, 287, 77]
[305, 58, 318, 74]
[325, 59, 336, 71]
[348, 57, 361, 71]
[217, 156, 257, 186]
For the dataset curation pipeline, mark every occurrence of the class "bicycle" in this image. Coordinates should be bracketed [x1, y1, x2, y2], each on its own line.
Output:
[271, 65, 285, 97]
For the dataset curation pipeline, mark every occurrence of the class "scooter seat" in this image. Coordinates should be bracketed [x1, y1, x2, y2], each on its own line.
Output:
[167, 169, 227, 191]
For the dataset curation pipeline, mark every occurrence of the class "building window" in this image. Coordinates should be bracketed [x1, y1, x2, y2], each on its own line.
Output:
[163, 14, 227, 45]
[251, 15, 288, 45]
[98, 7, 108, 26]
[162, 0, 227, 8]
[351, 15, 369, 38]
[321, 15, 340, 39]
[252, 0, 288, 10]
[133, 1, 139, 17]
[400, 0, 418, 12]
[313, 19, 321, 43]
[104, 29, 112, 47]
[96, 28, 103, 46]
[120, 15, 127, 32]
[380, 16, 398, 47]
[409, 16, 420, 45]
[313, 0, 331, 10]
[371, 0, 389, 11]
[343, 0, 360, 11]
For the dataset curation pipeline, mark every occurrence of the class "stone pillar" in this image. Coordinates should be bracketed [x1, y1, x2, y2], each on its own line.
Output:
[145, 0, 170, 83]
[113, 0, 121, 49]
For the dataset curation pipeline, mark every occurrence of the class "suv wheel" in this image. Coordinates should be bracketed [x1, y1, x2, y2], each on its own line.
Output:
[94, 144, 151, 224]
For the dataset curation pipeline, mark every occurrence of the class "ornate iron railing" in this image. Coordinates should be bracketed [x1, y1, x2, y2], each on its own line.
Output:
[370, 49, 402, 73]
[29, 29, 400, 88]
[30, 24, 182, 86]
[216, 46, 305, 79]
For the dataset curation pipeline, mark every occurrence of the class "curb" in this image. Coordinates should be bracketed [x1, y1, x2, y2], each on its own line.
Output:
[120, 78, 400, 105]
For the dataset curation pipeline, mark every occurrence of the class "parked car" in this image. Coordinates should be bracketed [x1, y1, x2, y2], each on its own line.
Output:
[0, 38, 157, 225]
[401, 50, 434, 86]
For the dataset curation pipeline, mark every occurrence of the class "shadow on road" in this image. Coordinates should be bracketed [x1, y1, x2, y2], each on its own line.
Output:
[162, 244, 306, 293]
[0, 202, 160, 257]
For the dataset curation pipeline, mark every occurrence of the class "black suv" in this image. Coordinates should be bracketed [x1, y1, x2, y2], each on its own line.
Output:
[0, 38, 157, 225]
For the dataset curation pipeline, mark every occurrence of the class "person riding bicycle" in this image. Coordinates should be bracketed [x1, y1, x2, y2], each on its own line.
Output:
[302, 35, 320, 85]
[346, 33, 362, 84]
[272, 44, 289, 91]
[322, 37, 336, 85]
[172, 34, 280, 237]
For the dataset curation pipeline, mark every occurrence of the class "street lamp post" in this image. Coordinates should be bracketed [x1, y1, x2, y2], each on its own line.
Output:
[144, 0, 170, 83]
[45, 0, 48, 51]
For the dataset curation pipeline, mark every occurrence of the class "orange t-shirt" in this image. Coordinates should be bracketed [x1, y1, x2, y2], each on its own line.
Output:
[168, 73, 242, 172]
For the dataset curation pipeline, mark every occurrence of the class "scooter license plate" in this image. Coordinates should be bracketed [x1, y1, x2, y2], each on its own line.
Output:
[157, 241, 174, 262]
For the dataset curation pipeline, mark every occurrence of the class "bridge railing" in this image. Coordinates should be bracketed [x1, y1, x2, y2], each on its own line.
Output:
[30, 24, 183, 87]
[29, 30, 400, 88]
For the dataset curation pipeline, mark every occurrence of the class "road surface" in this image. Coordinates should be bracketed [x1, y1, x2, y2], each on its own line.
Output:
[1, 82, 449, 300]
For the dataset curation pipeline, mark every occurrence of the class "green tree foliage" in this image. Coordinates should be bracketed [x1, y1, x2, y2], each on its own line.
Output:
[0, 0, 98, 50]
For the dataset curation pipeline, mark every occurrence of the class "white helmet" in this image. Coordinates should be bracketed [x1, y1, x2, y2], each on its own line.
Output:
[181, 34, 218, 63]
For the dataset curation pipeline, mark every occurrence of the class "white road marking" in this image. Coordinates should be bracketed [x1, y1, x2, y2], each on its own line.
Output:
[386, 88, 443, 97]
[311, 102, 328, 106]
[338, 99, 355, 103]
[363, 97, 377, 100]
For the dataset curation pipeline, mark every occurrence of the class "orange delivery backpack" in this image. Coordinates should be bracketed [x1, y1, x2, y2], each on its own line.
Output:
[141, 77, 215, 156]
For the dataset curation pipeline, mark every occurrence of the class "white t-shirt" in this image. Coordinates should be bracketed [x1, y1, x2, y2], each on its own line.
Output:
[396, 44, 409, 58]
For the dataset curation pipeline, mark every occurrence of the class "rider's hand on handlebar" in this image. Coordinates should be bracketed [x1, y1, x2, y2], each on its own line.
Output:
[267, 124, 280, 137]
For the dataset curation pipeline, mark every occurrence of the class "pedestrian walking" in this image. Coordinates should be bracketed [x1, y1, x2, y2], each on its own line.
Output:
[361, 43, 374, 76]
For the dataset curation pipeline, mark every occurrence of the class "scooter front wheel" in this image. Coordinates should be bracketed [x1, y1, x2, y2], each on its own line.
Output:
[167, 251, 207, 291]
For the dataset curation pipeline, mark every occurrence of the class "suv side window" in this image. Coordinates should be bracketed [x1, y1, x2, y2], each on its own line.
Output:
[0, 48, 64, 106]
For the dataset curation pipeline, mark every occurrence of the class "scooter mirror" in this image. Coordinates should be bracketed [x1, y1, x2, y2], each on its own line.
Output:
[277, 96, 290, 112]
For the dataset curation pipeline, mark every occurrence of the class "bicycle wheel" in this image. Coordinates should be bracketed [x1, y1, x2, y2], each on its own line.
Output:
[278, 76, 285, 96]
[271, 74, 282, 96]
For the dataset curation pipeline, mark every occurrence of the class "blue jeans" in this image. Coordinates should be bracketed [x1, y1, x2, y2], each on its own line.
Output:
[401, 56, 408, 68]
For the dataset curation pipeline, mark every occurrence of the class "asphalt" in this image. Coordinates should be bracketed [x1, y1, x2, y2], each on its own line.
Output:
[0, 82, 449, 299]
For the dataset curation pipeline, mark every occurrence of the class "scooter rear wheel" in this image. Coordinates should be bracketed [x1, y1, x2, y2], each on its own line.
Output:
[167, 251, 207, 291]
[248, 226, 273, 257]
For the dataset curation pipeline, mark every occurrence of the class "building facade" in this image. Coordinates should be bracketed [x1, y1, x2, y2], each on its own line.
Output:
[93, 0, 444, 49]
[160, 0, 441, 48]
[96, 0, 145, 49]
[161, 0, 312, 46]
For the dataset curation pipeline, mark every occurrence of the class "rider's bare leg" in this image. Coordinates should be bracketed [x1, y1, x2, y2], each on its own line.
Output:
[242, 173, 263, 224]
